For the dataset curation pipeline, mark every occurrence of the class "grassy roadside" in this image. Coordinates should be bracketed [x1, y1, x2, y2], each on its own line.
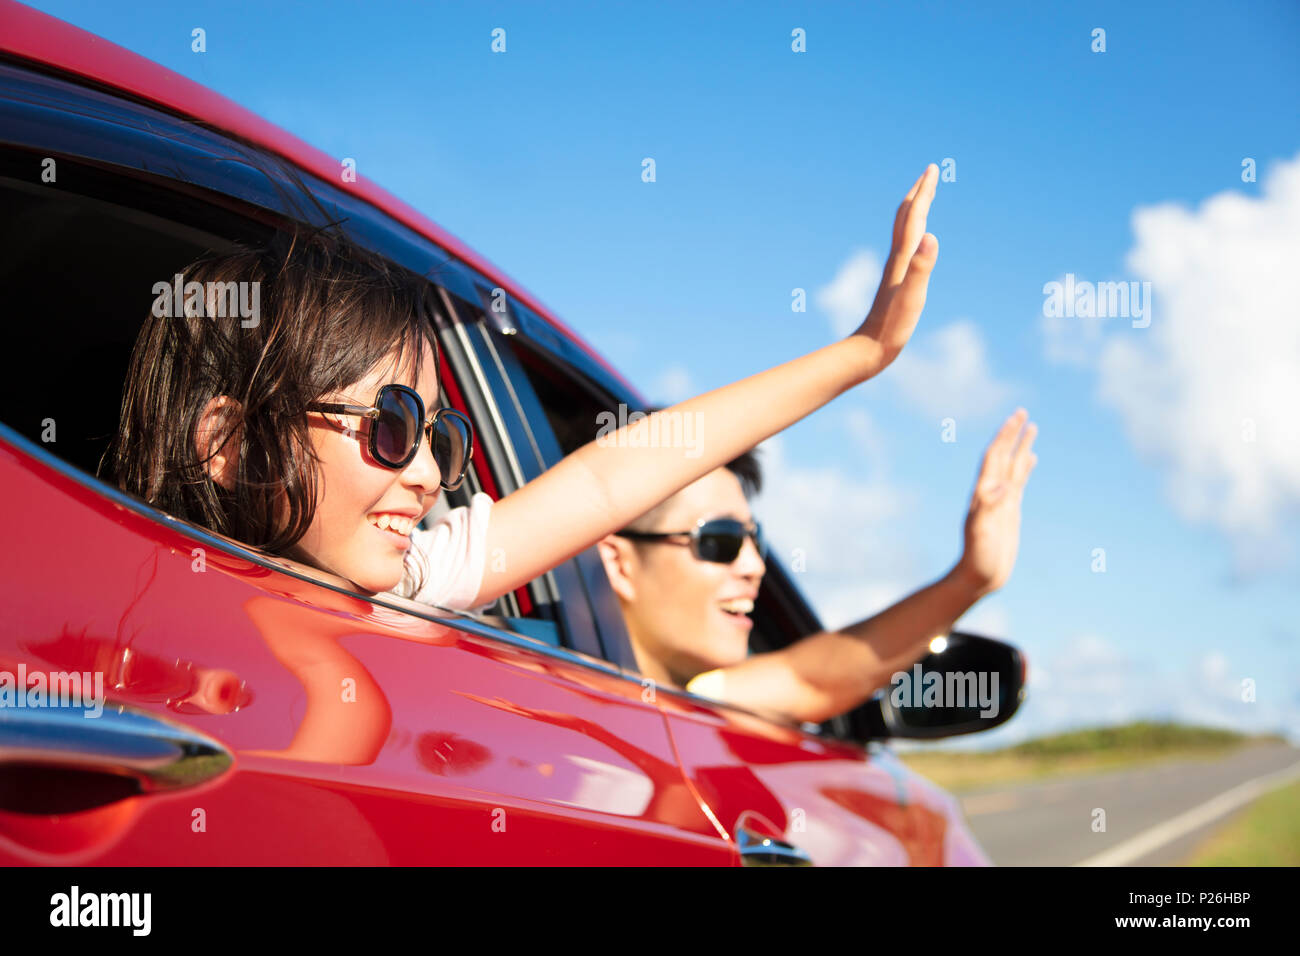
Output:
[1181, 779, 1300, 866]
[896, 722, 1288, 794]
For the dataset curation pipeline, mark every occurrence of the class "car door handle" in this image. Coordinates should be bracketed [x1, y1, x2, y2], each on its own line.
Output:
[736, 823, 813, 866]
[0, 701, 232, 811]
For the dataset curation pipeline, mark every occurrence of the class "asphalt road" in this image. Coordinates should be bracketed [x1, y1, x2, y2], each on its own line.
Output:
[958, 742, 1300, 866]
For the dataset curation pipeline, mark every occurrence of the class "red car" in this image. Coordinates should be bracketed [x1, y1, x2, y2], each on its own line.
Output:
[0, 1, 1022, 865]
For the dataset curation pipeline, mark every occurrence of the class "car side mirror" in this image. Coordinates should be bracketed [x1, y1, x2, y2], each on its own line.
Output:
[849, 631, 1026, 741]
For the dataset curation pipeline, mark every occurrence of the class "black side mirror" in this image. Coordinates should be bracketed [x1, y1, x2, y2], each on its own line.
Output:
[849, 631, 1026, 741]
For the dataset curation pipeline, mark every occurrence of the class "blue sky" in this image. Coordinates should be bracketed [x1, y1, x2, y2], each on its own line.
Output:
[24, 0, 1300, 745]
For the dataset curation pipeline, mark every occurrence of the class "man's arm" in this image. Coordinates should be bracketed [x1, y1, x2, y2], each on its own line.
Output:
[699, 409, 1038, 724]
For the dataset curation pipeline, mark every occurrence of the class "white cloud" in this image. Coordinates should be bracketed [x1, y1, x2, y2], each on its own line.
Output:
[1040, 275, 1111, 366]
[1200, 652, 1229, 685]
[1050, 634, 1138, 700]
[955, 599, 1010, 640]
[816, 251, 1015, 422]
[888, 320, 1014, 421]
[1172, 651, 1297, 740]
[1092, 153, 1300, 572]
[842, 406, 887, 462]
[648, 362, 693, 405]
[815, 249, 881, 338]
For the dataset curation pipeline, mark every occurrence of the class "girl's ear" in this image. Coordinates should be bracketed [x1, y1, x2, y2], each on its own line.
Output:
[195, 395, 243, 490]
[595, 534, 639, 604]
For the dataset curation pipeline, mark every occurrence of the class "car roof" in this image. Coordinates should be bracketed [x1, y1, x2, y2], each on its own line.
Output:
[0, 0, 636, 395]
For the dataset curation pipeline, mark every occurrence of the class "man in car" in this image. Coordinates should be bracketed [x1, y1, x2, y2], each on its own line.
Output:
[594, 408, 1037, 724]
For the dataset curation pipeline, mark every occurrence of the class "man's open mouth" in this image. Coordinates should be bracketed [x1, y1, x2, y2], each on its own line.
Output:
[719, 598, 754, 617]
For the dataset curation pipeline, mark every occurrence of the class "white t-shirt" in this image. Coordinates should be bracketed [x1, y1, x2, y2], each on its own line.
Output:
[397, 492, 494, 611]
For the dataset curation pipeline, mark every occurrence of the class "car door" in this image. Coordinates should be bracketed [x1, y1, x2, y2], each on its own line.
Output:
[0, 57, 731, 864]
[655, 690, 986, 866]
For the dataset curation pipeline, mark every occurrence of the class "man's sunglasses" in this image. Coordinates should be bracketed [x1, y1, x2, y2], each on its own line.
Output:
[616, 518, 765, 565]
[307, 384, 474, 490]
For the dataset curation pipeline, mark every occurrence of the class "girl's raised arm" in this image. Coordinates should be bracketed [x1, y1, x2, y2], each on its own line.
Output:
[474, 164, 940, 607]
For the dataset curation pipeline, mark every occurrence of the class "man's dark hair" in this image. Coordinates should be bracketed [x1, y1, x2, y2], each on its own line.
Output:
[725, 445, 763, 497]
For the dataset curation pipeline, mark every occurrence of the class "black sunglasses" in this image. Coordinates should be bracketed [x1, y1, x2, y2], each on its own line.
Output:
[616, 518, 765, 565]
[307, 384, 474, 490]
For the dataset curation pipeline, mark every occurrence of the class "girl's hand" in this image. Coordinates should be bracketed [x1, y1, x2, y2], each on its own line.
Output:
[852, 164, 940, 369]
[954, 409, 1038, 599]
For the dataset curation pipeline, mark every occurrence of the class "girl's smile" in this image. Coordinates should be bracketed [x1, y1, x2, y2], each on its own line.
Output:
[293, 341, 443, 593]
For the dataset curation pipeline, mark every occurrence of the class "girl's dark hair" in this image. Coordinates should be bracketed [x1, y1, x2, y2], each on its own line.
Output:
[101, 227, 441, 559]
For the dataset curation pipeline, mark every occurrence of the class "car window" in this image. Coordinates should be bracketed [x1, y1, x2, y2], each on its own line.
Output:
[505, 339, 617, 457]
[0, 146, 537, 634]
[0, 177, 248, 467]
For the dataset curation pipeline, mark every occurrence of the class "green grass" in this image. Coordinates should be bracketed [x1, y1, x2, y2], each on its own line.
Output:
[1182, 779, 1300, 866]
[1002, 721, 1263, 756]
[897, 721, 1287, 793]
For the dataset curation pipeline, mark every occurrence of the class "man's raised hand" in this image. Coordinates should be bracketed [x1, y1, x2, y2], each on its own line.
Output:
[955, 408, 1039, 599]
